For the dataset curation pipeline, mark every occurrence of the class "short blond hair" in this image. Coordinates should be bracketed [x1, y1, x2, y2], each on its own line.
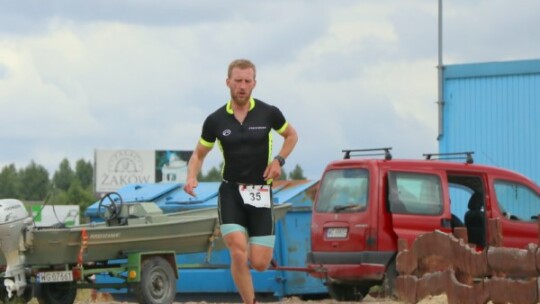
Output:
[228, 59, 256, 79]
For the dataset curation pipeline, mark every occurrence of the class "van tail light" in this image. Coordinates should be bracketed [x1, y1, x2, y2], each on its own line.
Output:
[365, 227, 377, 250]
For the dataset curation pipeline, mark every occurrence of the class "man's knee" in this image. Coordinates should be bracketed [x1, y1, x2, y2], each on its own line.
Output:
[224, 230, 249, 263]
[249, 245, 273, 272]
[250, 258, 270, 272]
[229, 246, 248, 264]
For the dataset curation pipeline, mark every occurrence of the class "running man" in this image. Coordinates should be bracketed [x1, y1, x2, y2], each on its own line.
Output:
[184, 59, 298, 304]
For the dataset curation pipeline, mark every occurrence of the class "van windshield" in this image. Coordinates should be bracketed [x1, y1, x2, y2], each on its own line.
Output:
[316, 169, 369, 213]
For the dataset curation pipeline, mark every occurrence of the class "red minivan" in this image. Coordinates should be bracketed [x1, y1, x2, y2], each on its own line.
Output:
[307, 148, 540, 301]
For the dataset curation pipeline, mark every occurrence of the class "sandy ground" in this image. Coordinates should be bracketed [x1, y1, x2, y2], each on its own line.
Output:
[22, 287, 450, 303]
[71, 292, 449, 304]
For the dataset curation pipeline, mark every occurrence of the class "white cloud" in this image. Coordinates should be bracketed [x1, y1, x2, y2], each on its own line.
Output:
[0, 39, 97, 139]
[444, 0, 540, 63]
[0, 0, 538, 179]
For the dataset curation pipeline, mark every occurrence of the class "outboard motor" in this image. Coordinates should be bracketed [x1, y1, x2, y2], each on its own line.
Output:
[0, 199, 33, 297]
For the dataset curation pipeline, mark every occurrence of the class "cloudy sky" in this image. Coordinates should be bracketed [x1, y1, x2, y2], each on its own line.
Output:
[1, 0, 539, 180]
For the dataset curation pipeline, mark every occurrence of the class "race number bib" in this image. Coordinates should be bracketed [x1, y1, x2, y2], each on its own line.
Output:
[239, 185, 271, 208]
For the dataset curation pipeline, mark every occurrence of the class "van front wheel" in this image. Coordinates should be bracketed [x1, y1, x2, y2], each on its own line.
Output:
[382, 259, 398, 298]
[327, 283, 370, 301]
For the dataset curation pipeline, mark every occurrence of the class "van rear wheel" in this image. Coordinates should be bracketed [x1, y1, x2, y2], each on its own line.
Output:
[327, 283, 370, 301]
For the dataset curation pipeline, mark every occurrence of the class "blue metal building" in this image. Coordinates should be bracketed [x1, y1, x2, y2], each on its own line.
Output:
[439, 59, 540, 184]
[85, 180, 327, 299]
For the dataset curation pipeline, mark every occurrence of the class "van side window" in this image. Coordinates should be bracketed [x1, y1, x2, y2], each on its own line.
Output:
[494, 180, 540, 221]
[316, 169, 369, 213]
[388, 172, 443, 215]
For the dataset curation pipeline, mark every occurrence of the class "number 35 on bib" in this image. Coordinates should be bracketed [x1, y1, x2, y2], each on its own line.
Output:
[239, 185, 271, 208]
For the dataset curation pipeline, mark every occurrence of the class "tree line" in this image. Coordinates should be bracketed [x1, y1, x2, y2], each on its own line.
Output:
[0, 159, 96, 210]
[0, 159, 306, 210]
[198, 163, 306, 181]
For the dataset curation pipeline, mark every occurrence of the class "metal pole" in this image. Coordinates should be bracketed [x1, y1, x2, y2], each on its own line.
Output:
[437, 0, 444, 140]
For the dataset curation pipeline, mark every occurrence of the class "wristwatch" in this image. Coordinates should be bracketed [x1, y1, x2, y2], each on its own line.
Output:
[274, 155, 285, 167]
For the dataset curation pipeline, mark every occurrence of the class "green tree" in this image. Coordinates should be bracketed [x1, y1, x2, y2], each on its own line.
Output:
[278, 168, 287, 180]
[75, 159, 93, 189]
[288, 164, 306, 180]
[0, 164, 20, 198]
[65, 179, 96, 209]
[18, 161, 50, 200]
[49, 190, 67, 204]
[46, 183, 97, 224]
[201, 163, 223, 181]
[53, 159, 75, 191]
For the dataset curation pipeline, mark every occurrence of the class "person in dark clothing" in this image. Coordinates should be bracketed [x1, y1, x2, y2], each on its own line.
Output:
[184, 59, 298, 304]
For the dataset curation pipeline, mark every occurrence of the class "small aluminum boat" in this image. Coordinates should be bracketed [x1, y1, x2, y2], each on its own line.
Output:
[0, 194, 291, 299]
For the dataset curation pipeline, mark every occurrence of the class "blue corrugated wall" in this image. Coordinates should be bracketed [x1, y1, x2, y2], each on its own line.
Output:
[440, 59, 540, 185]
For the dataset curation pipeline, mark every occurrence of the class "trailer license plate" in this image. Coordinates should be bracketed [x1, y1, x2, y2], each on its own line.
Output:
[37, 271, 73, 283]
[326, 227, 348, 238]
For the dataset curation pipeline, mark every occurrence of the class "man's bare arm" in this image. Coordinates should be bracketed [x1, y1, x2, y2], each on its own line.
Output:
[184, 142, 212, 196]
[264, 124, 298, 181]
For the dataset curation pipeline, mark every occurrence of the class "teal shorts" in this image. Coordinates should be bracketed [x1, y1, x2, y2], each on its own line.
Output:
[220, 223, 276, 248]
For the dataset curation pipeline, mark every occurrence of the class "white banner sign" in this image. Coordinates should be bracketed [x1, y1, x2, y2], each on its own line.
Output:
[95, 149, 155, 193]
[94, 149, 192, 193]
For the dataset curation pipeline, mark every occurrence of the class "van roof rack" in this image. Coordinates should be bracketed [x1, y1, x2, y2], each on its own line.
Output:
[423, 151, 474, 164]
[342, 147, 392, 160]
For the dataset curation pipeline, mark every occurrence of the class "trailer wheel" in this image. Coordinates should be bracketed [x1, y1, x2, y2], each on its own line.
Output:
[134, 256, 176, 304]
[327, 283, 369, 301]
[36, 282, 77, 304]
